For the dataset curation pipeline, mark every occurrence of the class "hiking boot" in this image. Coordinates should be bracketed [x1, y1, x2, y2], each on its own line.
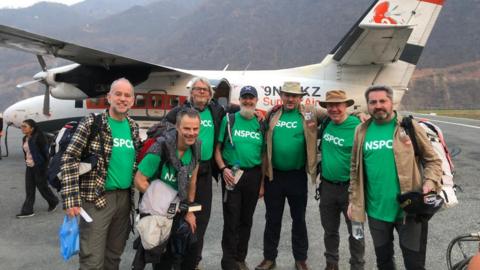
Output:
[48, 200, 59, 212]
[295, 260, 309, 270]
[237, 261, 250, 270]
[324, 262, 339, 270]
[16, 212, 35, 218]
[255, 259, 276, 270]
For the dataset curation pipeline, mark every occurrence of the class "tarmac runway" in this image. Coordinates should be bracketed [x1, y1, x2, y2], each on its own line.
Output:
[0, 113, 479, 270]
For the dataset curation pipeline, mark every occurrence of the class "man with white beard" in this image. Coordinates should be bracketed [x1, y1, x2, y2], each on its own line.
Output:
[215, 86, 265, 270]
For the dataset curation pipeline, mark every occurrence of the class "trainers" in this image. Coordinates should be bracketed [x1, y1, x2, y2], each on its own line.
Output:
[237, 261, 250, 270]
[255, 259, 276, 270]
[295, 261, 309, 270]
[48, 201, 59, 212]
[16, 212, 35, 218]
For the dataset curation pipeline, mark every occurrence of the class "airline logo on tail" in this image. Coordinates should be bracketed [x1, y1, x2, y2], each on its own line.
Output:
[373, 2, 399, 24]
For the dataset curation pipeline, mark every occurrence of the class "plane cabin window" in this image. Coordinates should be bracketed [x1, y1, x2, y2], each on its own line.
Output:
[135, 95, 146, 108]
[170, 96, 179, 108]
[75, 100, 83, 108]
[153, 95, 163, 108]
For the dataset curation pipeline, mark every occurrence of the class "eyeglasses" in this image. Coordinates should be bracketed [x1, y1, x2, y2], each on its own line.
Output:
[20, 124, 28, 128]
[192, 87, 209, 92]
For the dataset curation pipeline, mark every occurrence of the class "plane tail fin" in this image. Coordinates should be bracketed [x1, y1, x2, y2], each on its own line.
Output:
[291, 0, 445, 106]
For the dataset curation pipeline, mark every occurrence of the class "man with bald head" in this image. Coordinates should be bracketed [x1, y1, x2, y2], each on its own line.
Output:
[61, 78, 141, 270]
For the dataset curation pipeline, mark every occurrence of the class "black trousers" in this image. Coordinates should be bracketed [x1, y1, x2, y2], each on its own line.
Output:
[263, 169, 308, 261]
[181, 161, 213, 269]
[21, 165, 58, 214]
[368, 216, 429, 270]
[319, 180, 365, 269]
[221, 166, 262, 269]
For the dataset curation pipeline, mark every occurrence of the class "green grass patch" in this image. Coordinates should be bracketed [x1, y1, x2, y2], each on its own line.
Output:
[415, 110, 480, 120]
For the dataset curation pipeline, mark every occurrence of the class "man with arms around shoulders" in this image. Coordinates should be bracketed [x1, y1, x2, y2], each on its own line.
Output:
[61, 78, 141, 270]
[317, 90, 365, 270]
[348, 85, 442, 270]
[256, 81, 323, 270]
[215, 86, 265, 270]
[164, 77, 225, 269]
[135, 108, 201, 269]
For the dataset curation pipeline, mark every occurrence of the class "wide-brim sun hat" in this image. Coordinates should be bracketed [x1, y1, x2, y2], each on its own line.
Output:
[319, 90, 354, 108]
[280, 81, 307, 96]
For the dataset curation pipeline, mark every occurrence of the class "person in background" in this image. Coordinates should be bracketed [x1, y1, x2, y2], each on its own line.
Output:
[16, 119, 59, 218]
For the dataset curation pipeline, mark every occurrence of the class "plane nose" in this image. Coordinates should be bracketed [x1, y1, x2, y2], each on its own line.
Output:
[3, 102, 26, 128]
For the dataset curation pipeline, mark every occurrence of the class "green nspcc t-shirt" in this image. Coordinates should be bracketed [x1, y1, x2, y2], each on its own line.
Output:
[105, 117, 136, 191]
[199, 108, 214, 161]
[363, 116, 402, 222]
[272, 109, 305, 171]
[138, 149, 192, 191]
[321, 116, 360, 181]
[218, 112, 263, 168]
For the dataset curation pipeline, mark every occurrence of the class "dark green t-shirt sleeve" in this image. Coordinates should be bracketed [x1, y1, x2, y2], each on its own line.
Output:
[217, 116, 227, 143]
[138, 153, 161, 179]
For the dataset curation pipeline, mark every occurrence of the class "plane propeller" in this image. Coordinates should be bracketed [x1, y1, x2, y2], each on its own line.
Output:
[16, 55, 51, 115]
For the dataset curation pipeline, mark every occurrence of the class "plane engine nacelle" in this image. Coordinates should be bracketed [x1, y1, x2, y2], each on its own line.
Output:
[50, 82, 89, 99]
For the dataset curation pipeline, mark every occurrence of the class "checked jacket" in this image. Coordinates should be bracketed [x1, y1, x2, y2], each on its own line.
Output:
[60, 110, 141, 210]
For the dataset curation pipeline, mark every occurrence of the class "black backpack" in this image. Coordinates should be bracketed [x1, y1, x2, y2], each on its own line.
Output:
[47, 113, 102, 191]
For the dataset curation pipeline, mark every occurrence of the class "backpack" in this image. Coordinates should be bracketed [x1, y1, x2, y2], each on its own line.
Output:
[401, 116, 458, 209]
[137, 120, 176, 164]
[47, 113, 103, 191]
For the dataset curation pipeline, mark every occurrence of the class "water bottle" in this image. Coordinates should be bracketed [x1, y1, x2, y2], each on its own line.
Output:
[351, 221, 364, 240]
[225, 161, 240, 191]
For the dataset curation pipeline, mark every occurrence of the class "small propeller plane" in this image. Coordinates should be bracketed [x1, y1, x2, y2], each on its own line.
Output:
[1, 0, 445, 133]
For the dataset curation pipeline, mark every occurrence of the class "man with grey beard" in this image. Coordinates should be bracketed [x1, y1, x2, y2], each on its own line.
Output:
[214, 86, 265, 270]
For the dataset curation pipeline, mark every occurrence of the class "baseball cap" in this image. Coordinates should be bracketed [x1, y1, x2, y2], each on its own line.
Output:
[239, 86, 257, 98]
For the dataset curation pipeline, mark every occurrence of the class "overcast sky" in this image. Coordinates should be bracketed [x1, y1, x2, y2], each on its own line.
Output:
[0, 0, 83, 9]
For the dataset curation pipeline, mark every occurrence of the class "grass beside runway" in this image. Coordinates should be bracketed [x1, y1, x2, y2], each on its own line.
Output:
[415, 109, 480, 120]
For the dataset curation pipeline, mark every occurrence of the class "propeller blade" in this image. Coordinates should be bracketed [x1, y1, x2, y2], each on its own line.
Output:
[16, 79, 41, 88]
[43, 85, 50, 115]
[37, 55, 47, 72]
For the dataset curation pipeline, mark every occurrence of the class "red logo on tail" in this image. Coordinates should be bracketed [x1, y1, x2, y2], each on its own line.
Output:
[373, 2, 397, 24]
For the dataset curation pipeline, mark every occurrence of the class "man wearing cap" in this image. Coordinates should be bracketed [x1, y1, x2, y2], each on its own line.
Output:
[348, 85, 442, 269]
[165, 77, 225, 269]
[215, 85, 264, 270]
[317, 90, 365, 270]
[256, 81, 323, 270]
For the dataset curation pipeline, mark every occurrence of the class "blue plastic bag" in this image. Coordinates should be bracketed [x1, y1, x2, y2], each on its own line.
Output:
[59, 215, 80, 261]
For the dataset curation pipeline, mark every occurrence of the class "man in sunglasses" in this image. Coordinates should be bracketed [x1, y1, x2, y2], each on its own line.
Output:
[165, 77, 225, 270]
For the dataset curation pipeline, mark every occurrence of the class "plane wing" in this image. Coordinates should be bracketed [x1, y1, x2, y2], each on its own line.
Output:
[0, 24, 181, 70]
[0, 24, 194, 96]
